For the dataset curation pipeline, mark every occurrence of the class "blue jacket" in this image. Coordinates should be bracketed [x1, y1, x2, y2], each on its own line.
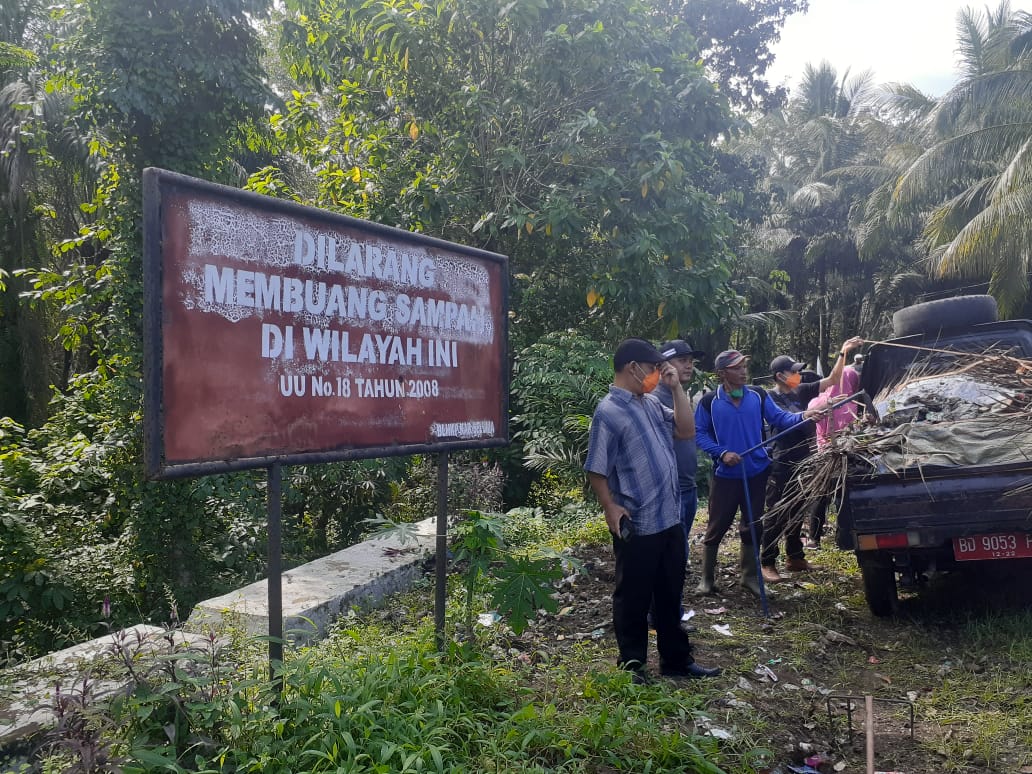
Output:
[695, 385, 805, 479]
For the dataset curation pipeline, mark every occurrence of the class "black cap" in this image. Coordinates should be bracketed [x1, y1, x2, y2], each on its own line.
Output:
[614, 338, 665, 371]
[770, 355, 805, 376]
[800, 369, 820, 383]
[658, 339, 706, 361]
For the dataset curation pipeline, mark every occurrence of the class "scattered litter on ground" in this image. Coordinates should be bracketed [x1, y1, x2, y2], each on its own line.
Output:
[711, 624, 733, 637]
[682, 608, 696, 622]
[477, 612, 500, 626]
[823, 629, 859, 646]
[704, 606, 727, 615]
[704, 727, 733, 740]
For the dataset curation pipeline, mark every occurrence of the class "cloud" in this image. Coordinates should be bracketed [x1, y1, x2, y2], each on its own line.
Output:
[766, 0, 1032, 97]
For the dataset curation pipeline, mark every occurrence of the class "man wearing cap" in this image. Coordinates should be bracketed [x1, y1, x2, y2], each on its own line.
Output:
[761, 336, 864, 582]
[694, 349, 818, 596]
[655, 339, 706, 567]
[585, 338, 721, 683]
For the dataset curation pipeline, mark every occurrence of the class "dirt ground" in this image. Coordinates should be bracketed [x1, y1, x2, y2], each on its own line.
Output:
[502, 531, 1032, 774]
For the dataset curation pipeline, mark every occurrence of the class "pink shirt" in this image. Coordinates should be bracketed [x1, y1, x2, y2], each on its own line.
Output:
[809, 367, 861, 448]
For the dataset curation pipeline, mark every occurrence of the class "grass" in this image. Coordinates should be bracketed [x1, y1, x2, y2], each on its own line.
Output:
[697, 507, 1032, 774]
[12, 503, 1032, 773]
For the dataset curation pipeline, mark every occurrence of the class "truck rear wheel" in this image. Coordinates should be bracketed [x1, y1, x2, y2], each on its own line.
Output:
[891, 295, 998, 337]
[857, 552, 898, 617]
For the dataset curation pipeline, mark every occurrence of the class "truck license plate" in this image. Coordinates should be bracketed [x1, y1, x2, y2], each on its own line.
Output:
[953, 532, 1032, 561]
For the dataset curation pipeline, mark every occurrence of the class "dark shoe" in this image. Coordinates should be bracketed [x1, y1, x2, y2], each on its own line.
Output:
[630, 668, 652, 686]
[786, 557, 814, 572]
[761, 564, 784, 584]
[680, 622, 698, 634]
[661, 662, 722, 679]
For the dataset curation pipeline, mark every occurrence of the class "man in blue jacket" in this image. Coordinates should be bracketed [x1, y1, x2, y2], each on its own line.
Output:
[694, 349, 817, 596]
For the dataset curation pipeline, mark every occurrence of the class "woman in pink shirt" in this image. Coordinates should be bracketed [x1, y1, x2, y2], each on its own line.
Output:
[810, 366, 863, 448]
[805, 366, 878, 545]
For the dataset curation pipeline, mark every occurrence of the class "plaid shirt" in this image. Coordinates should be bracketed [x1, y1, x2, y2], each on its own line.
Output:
[584, 386, 680, 536]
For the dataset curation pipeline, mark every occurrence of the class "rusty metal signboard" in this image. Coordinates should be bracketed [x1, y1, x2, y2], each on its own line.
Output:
[143, 168, 508, 478]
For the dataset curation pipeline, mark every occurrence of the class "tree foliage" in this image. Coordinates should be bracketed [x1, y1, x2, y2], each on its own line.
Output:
[270, 0, 741, 344]
[730, 60, 926, 366]
[669, 0, 809, 111]
[891, 2, 1032, 315]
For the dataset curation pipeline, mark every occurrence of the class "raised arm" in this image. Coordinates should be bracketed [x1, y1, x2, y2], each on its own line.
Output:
[819, 336, 865, 392]
[661, 361, 695, 439]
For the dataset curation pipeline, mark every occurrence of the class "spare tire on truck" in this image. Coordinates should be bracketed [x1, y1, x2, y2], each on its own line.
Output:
[892, 295, 998, 338]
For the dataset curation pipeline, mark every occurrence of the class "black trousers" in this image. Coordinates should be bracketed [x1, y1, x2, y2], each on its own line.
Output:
[761, 459, 806, 565]
[612, 523, 693, 672]
[703, 469, 769, 546]
[809, 494, 829, 544]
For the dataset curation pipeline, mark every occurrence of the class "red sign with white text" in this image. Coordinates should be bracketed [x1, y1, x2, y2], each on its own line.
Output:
[143, 169, 508, 478]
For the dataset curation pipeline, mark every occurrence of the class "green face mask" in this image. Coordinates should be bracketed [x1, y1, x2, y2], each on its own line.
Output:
[729, 387, 744, 399]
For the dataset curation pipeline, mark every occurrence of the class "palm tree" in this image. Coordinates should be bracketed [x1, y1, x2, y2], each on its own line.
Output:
[891, 2, 1032, 315]
[733, 61, 914, 361]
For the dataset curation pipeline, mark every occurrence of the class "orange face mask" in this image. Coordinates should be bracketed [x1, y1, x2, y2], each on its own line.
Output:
[642, 369, 661, 393]
[637, 365, 661, 393]
[783, 372, 802, 390]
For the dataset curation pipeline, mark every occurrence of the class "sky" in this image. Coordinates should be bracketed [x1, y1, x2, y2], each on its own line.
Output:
[766, 0, 1032, 98]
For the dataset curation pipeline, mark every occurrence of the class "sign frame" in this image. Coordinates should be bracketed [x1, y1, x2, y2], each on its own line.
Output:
[143, 168, 509, 480]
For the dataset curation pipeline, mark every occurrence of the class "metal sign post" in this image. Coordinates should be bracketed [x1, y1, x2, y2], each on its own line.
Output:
[434, 452, 449, 651]
[268, 461, 284, 692]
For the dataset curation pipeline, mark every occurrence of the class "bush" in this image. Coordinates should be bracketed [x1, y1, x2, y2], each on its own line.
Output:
[510, 331, 611, 488]
[386, 453, 505, 524]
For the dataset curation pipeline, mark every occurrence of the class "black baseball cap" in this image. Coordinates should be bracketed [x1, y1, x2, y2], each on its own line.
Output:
[614, 338, 665, 371]
[658, 339, 706, 361]
[770, 355, 805, 376]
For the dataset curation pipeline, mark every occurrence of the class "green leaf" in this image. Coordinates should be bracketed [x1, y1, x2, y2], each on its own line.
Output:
[491, 554, 563, 634]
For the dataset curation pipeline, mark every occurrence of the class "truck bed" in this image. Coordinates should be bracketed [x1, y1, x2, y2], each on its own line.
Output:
[838, 461, 1032, 549]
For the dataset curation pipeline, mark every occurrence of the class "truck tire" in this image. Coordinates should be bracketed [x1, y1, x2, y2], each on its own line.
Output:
[857, 552, 897, 617]
[891, 295, 998, 338]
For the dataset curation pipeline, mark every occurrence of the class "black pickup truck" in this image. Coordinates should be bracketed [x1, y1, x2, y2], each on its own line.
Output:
[836, 295, 1032, 615]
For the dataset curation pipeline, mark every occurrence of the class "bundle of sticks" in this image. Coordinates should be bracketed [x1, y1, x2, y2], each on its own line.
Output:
[762, 345, 1032, 530]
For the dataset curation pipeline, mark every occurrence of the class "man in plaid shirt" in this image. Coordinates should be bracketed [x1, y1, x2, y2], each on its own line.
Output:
[585, 338, 721, 684]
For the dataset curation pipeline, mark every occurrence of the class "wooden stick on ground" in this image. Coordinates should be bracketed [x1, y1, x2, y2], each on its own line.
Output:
[866, 694, 875, 774]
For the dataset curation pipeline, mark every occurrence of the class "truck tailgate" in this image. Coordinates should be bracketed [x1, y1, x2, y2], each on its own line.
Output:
[844, 464, 1032, 542]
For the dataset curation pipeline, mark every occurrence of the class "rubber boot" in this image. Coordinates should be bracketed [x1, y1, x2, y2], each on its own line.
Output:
[739, 543, 762, 597]
[695, 543, 719, 595]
